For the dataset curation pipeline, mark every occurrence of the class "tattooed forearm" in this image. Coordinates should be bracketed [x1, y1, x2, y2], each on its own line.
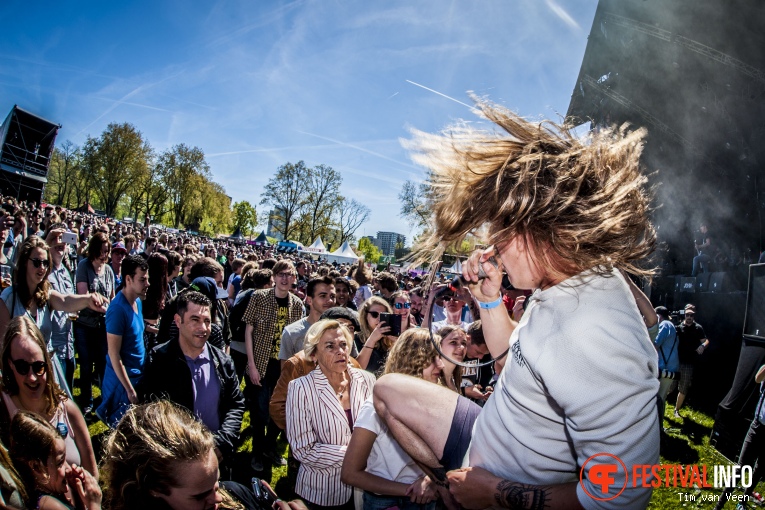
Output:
[495, 481, 550, 510]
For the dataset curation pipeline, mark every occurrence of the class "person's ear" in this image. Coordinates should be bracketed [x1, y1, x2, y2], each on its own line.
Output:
[29, 459, 49, 483]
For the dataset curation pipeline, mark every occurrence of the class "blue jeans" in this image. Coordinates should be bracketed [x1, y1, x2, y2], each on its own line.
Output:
[363, 492, 436, 510]
[692, 253, 710, 276]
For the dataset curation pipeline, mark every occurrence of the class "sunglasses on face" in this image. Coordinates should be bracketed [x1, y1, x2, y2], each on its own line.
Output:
[394, 302, 411, 309]
[443, 296, 461, 302]
[367, 311, 382, 319]
[29, 258, 50, 269]
[11, 359, 47, 376]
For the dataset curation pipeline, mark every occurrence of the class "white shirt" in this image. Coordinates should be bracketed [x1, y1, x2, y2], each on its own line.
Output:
[468, 269, 660, 509]
[355, 397, 423, 487]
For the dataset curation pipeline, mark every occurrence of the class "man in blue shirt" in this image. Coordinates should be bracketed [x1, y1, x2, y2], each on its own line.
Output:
[654, 306, 679, 420]
[97, 255, 149, 427]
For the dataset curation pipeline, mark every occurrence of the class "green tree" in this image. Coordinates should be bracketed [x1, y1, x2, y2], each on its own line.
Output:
[89, 123, 152, 217]
[356, 237, 382, 264]
[45, 140, 81, 208]
[195, 181, 231, 236]
[232, 200, 258, 237]
[260, 161, 311, 242]
[163, 144, 211, 228]
[137, 159, 172, 225]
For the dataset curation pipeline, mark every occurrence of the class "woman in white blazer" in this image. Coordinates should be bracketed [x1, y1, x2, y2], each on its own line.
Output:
[286, 319, 376, 510]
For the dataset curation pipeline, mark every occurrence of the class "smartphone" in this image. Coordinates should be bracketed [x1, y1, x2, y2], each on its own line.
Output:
[63, 232, 78, 245]
[380, 312, 402, 336]
[251, 477, 277, 504]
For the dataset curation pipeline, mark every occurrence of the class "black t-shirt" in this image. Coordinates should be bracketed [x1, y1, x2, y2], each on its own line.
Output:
[677, 321, 706, 363]
[272, 295, 290, 359]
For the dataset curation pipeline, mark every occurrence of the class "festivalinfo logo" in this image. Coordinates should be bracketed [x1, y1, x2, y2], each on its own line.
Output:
[580, 453, 754, 503]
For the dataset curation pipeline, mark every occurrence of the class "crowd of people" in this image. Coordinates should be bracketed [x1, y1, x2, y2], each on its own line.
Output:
[0, 98, 744, 510]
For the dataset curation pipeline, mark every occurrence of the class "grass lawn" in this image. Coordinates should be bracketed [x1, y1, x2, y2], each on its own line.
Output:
[649, 403, 763, 509]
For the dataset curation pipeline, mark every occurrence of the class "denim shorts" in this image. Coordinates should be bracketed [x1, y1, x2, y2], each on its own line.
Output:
[438, 395, 482, 471]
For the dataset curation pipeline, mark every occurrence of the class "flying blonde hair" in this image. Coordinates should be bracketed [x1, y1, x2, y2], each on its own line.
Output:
[406, 95, 656, 279]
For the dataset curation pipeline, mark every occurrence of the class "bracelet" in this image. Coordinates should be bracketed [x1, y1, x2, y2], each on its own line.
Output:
[477, 296, 503, 309]
[363, 345, 374, 350]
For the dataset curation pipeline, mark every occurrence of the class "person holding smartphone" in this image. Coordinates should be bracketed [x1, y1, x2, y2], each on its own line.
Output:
[356, 297, 394, 375]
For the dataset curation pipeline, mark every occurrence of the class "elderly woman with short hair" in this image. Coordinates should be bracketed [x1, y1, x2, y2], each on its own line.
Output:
[286, 319, 376, 510]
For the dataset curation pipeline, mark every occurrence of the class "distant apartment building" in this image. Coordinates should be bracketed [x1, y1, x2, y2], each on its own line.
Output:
[266, 207, 286, 242]
[374, 231, 405, 257]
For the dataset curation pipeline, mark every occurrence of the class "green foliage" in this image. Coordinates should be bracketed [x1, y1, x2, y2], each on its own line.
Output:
[356, 237, 382, 264]
[232, 200, 258, 237]
[162, 143, 212, 229]
[45, 140, 82, 209]
[86, 123, 153, 217]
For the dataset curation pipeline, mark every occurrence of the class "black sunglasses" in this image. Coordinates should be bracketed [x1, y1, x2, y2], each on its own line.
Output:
[443, 296, 461, 302]
[11, 359, 47, 376]
[29, 258, 50, 269]
[367, 311, 382, 319]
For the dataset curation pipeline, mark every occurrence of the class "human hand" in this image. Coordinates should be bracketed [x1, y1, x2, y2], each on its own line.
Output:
[512, 296, 525, 321]
[406, 475, 437, 503]
[88, 293, 107, 313]
[249, 364, 262, 386]
[463, 384, 486, 401]
[447, 466, 502, 509]
[127, 387, 138, 404]
[462, 247, 503, 304]
[368, 322, 391, 344]
[45, 227, 66, 248]
[272, 499, 309, 510]
[696, 344, 706, 355]
[69, 464, 102, 509]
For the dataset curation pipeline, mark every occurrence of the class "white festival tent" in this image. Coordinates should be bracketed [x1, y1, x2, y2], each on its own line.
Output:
[298, 236, 328, 257]
[324, 241, 360, 265]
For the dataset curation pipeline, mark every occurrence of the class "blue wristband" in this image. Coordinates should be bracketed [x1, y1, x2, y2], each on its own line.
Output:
[478, 296, 503, 309]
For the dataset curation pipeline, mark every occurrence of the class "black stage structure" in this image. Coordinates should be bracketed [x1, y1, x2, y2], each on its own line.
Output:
[0, 106, 60, 204]
[566, 0, 765, 461]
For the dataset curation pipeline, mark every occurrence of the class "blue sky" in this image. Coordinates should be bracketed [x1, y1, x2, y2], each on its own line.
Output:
[0, 0, 598, 244]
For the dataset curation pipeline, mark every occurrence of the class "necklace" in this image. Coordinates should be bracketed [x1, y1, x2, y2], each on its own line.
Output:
[334, 380, 349, 400]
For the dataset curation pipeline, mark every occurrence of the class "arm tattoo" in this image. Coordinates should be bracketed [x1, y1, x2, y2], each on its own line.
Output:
[495, 481, 550, 510]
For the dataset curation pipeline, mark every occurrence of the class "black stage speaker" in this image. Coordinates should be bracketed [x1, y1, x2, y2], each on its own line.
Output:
[709, 272, 726, 293]
[0, 106, 60, 203]
[680, 277, 696, 293]
[743, 264, 765, 343]
[696, 273, 711, 293]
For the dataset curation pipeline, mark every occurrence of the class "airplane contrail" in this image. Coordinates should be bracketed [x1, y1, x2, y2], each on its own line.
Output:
[405, 80, 472, 109]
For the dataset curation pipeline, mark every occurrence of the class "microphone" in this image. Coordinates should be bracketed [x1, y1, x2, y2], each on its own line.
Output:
[449, 256, 500, 289]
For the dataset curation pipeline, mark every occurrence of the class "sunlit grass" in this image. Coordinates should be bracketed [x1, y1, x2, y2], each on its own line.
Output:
[648, 403, 764, 509]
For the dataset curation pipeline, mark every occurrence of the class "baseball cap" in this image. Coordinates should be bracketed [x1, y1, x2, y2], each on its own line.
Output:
[190, 276, 228, 301]
[320, 307, 360, 332]
[112, 242, 127, 254]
